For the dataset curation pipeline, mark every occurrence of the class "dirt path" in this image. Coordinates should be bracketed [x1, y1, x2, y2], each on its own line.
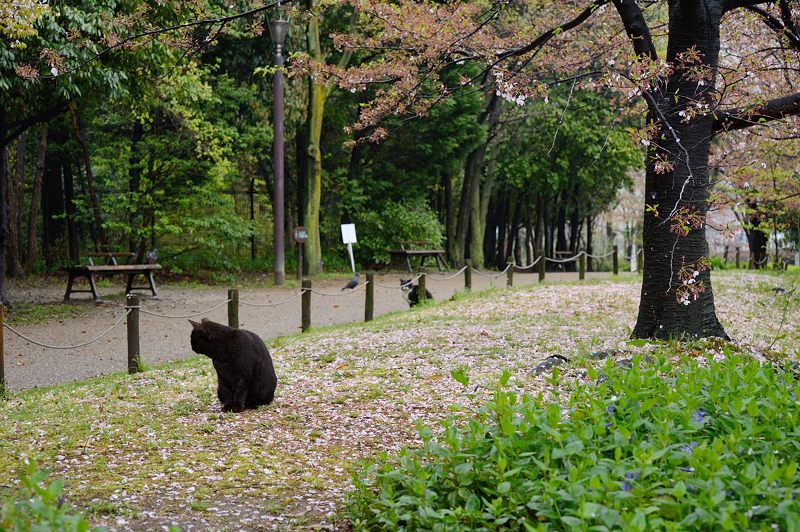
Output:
[4, 270, 617, 391]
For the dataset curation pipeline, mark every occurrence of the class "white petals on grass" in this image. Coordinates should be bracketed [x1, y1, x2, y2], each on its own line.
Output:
[0, 272, 795, 530]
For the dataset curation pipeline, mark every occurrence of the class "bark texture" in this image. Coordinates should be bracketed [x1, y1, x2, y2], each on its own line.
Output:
[629, 0, 728, 339]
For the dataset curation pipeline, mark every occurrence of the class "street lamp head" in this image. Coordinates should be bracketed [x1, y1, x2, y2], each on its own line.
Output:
[268, 11, 290, 49]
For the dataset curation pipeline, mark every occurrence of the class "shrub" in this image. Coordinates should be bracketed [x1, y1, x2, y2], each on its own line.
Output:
[348, 200, 444, 267]
[1, 461, 96, 531]
[709, 256, 729, 270]
[347, 353, 800, 530]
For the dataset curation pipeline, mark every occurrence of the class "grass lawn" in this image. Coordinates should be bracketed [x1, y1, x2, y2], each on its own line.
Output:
[1, 271, 797, 530]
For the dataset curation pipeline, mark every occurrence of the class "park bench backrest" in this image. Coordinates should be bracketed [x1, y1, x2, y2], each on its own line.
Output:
[87, 251, 136, 266]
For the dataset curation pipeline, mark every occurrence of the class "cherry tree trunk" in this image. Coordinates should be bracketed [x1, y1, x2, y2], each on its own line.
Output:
[24, 125, 47, 273]
[745, 222, 768, 269]
[632, 0, 728, 340]
[0, 110, 10, 305]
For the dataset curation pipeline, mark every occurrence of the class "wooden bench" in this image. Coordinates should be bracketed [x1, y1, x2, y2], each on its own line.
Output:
[389, 240, 448, 273]
[61, 264, 162, 301]
[87, 251, 136, 265]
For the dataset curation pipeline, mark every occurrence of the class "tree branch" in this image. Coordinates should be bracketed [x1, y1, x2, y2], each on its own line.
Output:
[610, 0, 658, 60]
[38, 0, 293, 80]
[713, 91, 800, 134]
[723, 0, 772, 12]
[496, 0, 609, 62]
[745, 4, 800, 51]
[1, 100, 69, 149]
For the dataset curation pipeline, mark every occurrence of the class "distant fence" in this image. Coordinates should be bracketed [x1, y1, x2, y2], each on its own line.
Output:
[5, 243, 789, 391]
[0, 250, 625, 391]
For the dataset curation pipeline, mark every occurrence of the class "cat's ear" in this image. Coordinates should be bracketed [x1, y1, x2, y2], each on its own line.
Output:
[189, 319, 201, 329]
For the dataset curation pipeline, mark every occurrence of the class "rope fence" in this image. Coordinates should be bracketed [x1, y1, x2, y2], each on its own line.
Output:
[239, 291, 304, 308]
[0, 247, 634, 390]
[3, 310, 131, 350]
[424, 266, 469, 281]
[138, 299, 232, 319]
[512, 256, 542, 270]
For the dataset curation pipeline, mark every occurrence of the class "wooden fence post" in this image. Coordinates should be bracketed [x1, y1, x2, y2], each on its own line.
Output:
[227, 288, 239, 329]
[418, 273, 427, 303]
[538, 250, 546, 283]
[735, 247, 740, 269]
[0, 305, 5, 395]
[723, 245, 729, 263]
[506, 256, 514, 287]
[365, 273, 374, 322]
[465, 259, 472, 290]
[613, 245, 619, 275]
[127, 295, 141, 374]
[301, 280, 311, 332]
[579, 252, 585, 281]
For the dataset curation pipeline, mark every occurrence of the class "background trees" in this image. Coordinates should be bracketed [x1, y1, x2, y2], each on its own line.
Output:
[2, 0, 798, 342]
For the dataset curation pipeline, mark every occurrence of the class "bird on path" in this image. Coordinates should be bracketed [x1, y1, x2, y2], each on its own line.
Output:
[341, 272, 360, 291]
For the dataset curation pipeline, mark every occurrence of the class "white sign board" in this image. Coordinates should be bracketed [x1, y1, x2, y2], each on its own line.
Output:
[341, 224, 357, 244]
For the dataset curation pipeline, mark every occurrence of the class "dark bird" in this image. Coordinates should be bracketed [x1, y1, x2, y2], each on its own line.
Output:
[342, 272, 360, 291]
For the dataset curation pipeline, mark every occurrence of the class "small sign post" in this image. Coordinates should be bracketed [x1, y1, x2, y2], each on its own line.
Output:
[341, 224, 357, 273]
[293, 226, 308, 280]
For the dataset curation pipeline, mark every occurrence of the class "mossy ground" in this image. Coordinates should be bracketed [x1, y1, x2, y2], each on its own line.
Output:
[0, 270, 797, 530]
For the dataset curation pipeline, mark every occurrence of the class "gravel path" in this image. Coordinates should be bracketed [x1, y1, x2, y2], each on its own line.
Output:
[4, 270, 617, 391]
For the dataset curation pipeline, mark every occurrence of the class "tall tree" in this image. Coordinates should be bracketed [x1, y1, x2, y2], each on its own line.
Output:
[330, 0, 800, 339]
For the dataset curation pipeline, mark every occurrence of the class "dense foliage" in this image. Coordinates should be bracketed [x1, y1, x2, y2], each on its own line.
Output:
[1, 461, 95, 531]
[1, 0, 645, 284]
[348, 352, 800, 530]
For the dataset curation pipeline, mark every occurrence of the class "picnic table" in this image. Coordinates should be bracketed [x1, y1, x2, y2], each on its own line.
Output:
[87, 251, 135, 265]
[389, 240, 448, 273]
[61, 252, 162, 301]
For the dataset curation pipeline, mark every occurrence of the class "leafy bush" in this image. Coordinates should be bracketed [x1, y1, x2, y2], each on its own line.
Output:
[1, 461, 96, 531]
[347, 353, 800, 530]
[709, 256, 730, 270]
[349, 200, 444, 266]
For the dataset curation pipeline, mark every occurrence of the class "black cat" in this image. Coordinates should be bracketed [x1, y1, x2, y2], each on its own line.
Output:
[189, 318, 277, 412]
[400, 278, 433, 307]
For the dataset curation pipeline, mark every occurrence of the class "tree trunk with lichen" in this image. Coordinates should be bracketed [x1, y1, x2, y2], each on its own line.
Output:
[303, 75, 326, 275]
[631, 0, 728, 339]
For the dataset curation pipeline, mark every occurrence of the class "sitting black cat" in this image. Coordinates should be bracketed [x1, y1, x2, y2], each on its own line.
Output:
[189, 318, 277, 412]
[400, 278, 434, 307]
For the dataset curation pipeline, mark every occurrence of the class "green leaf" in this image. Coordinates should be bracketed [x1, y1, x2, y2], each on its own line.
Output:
[450, 365, 470, 387]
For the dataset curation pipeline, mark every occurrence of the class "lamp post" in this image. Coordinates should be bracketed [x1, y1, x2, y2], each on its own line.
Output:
[269, 10, 289, 285]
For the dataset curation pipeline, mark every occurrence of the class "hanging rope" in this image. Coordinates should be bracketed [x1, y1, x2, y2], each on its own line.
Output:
[424, 266, 468, 281]
[544, 252, 583, 264]
[470, 263, 512, 279]
[372, 273, 424, 289]
[585, 250, 615, 259]
[240, 291, 305, 307]
[306, 282, 369, 296]
[512, 256, 542, 270]
[138, 299, 231, 319]
[3, 310, 131, 350]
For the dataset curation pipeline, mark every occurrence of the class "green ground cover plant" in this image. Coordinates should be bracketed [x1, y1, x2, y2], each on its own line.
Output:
[0, 271, 797, 529]
[347, 352, 800, 530]
[1, 461, 96, 531]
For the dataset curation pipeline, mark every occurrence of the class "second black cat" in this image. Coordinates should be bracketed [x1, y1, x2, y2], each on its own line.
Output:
[400, 278, 434, 307]
[189, 318, 277, 412]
